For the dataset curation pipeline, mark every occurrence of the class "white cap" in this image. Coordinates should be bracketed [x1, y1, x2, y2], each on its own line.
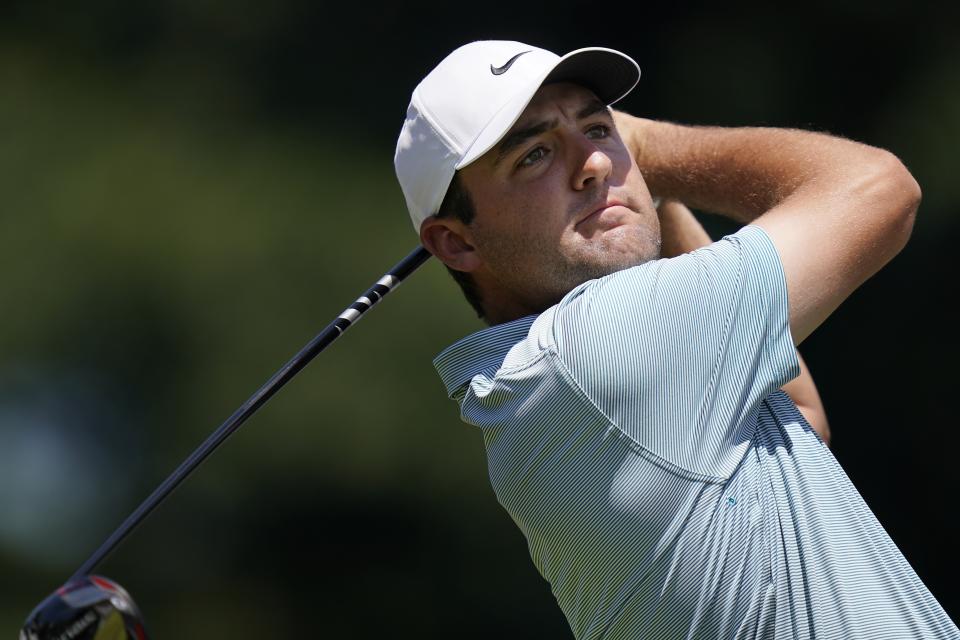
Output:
[394, 40, 640, 231]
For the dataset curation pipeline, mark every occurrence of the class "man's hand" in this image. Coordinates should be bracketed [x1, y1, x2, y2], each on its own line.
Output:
[613, 110, 921, 346]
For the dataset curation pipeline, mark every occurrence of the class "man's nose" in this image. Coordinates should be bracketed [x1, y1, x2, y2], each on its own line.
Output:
[571, 138, 613, 191]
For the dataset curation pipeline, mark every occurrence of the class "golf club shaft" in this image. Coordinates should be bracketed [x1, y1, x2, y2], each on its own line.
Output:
[72, 245, 432, 579]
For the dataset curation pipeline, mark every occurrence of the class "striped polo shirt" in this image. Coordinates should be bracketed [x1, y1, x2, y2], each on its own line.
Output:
[434, 225, 959, 639]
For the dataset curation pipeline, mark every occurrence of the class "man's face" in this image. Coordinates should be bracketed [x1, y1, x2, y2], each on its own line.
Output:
[458, 82, 661, 316]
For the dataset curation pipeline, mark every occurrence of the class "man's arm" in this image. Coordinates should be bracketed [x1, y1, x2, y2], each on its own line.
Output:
[657, 198, 832, 445]
[613, 113, 921, 345]
[782, 353, 831, 446]
[656, 197, 712, 258]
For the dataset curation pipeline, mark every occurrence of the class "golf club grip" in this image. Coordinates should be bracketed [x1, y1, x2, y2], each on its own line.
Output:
[72, 245, 432, 579]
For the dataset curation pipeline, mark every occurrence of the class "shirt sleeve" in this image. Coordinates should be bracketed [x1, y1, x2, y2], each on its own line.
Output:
[551, 224, 800, 479]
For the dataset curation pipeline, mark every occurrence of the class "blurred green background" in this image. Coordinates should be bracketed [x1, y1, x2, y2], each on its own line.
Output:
[1, 0, 957, 636]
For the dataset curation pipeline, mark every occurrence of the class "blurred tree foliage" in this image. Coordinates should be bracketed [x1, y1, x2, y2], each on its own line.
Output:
[0, 0, 956, 637]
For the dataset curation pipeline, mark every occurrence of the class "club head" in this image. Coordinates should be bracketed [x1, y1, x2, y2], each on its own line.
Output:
[20, 575, 149, 640]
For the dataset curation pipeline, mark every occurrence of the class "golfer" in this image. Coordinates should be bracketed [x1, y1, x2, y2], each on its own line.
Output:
[395, 41, 958, 639]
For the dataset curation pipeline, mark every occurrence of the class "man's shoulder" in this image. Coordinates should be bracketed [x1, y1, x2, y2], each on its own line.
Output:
[548, 225, 784, 361]
[555, 224, 778, 313]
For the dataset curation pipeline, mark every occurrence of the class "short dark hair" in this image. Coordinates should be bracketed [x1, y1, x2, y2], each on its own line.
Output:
[435, 172, 485, 319]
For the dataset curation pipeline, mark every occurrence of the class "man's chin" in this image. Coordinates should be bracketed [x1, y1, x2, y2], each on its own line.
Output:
[583, 239, 660, 278]
[588, 256, 652, 280]
[560, 251, 656, 291]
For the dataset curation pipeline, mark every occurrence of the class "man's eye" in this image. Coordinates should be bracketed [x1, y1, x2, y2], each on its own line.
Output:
[586, 124, 610, 139]
[519, 146, 549, 167]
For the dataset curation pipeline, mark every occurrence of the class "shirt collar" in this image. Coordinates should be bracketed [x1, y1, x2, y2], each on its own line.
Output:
[433, 314, 537, 399]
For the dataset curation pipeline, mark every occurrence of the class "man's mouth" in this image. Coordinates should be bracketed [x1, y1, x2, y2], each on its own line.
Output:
[575, 199, 629, 230]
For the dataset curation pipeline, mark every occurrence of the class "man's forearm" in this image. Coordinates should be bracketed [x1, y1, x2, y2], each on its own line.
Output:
[782, 353, 832, 446]
[657, 198, 711, 258]
[614, 112, 893, 222]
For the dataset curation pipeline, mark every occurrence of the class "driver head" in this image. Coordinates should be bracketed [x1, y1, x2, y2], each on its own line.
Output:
[21, 575, 148, 640]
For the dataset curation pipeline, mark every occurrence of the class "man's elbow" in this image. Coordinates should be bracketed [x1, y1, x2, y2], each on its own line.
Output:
[867, 149, 921, 256]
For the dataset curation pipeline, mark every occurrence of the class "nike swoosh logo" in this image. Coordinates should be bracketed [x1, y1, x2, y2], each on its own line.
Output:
[490, 51, 531, 76]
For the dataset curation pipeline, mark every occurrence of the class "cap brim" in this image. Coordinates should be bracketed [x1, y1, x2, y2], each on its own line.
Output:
[457, 47, 640, 169]
[544, 47, 640, 106]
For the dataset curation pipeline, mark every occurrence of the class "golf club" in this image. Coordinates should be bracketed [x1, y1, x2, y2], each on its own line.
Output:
[22, 245, 432, 638]
[21, 575, 148, 640]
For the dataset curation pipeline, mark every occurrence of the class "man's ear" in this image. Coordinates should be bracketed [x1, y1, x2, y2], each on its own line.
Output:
[419, 216, 482, 272]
